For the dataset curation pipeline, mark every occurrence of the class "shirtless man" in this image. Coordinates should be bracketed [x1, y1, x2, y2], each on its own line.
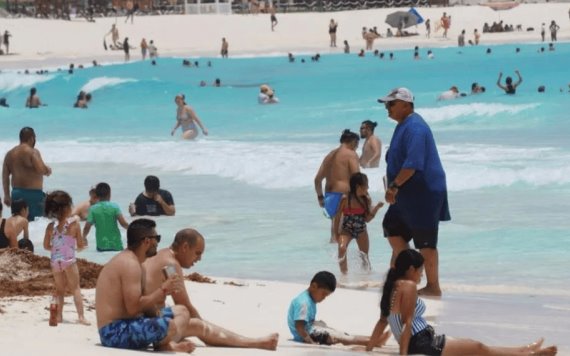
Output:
[363, 30, 380, 51]
[3, 127, 51, 221]
[143, 228, 279, 351]
[314, 129, 360, 243]
[221, 38, 229, 58]
[95, 218, 194, 353]
[359, 120, 382, 169]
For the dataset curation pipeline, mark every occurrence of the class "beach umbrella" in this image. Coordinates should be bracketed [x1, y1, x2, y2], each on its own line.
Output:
[480, 1, 519, 20]
[385, 11, 420, 29]
[408, 7, 424, 25]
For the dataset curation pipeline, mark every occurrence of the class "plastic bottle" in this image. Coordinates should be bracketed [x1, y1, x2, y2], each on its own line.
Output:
[49, 296, 58, 327]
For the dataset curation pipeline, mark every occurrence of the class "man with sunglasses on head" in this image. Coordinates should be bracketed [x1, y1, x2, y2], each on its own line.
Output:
[95, 218, 195, 353]
[378, 88, 450, 297]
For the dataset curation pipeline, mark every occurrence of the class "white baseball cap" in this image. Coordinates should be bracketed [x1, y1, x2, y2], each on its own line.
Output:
[377, 87, 414, 103]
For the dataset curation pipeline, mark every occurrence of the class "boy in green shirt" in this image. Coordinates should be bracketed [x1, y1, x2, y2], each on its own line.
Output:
[83, 182, 129, 251]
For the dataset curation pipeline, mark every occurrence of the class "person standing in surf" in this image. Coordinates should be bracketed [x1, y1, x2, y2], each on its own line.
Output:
[314, 130, 360, 243]
[171, 94, 208, 140]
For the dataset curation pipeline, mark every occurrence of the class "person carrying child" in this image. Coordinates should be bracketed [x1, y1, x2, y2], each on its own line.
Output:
[42, 190, 90, 325]
[337, 173, 383, 274]
[287, 271, 390, 347]
[83, 182, 129, 251]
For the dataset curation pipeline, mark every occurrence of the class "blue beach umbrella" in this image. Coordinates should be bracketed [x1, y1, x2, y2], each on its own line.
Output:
[409, 7, 424, 25]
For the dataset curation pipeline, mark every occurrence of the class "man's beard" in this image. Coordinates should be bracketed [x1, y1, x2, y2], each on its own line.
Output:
[145, 246, 157, 257]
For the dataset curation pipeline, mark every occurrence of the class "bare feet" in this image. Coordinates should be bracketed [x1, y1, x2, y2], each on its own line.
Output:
[160, 340, 196, 353]
[532, 346, 557, 356]
[257, 333, 279, 350]
[78, 317, 91, 326]
[418, 285, 442, 297]
[525, 338, 544, 352]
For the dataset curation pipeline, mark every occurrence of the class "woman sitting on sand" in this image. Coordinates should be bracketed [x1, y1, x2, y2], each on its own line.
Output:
[366, 249, 557, 356]
[171, 94, 208, 140]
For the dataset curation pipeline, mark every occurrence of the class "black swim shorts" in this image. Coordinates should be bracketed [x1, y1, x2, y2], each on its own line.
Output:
[408, 326, 446, 356]
[382, 205, 439, 249]
[310, 329, 332, 345]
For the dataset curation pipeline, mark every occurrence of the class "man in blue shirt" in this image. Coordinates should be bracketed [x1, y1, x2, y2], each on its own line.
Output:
[378, 88, 450, 297]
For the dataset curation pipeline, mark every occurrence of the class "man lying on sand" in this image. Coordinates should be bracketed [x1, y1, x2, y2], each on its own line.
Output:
[143, 228, 279, 351]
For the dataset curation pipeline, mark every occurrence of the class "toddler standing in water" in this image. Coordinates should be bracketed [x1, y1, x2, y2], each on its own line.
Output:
[43, 190, 90, 325]
[337, 173, 383, 274]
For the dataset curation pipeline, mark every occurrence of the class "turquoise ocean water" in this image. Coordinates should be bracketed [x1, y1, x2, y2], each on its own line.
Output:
[1, 43, 569, 300]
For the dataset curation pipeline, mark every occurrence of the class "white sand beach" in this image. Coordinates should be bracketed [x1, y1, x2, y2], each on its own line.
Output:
[0, 3, 569, 69]
[0, 277, 417, 355]
[1, 4, 570, 355]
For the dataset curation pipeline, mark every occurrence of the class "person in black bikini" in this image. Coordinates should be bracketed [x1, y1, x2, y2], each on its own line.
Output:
[329, 19, 338, 47]
[497, 70, 522, 95]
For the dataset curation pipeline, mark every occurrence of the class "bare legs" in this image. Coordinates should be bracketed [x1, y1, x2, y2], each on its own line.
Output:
[442, 337, 557, 356]
[338, 231, 370, 274]
[418, 247, 441, 296]
[333, 330, 390, 347]
[185, 318, 278, 350]
[330, 213, 341, 243]
[387, 236, 441, 296]
[53, 263, 90, 325]
[156, 305, 196, 353]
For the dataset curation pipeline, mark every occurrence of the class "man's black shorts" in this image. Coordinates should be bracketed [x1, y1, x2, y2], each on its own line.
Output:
[382, 205, 439, 249]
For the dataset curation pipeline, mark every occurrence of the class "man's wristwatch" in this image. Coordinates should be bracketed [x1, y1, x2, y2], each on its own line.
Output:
[388, 181, 400, 190]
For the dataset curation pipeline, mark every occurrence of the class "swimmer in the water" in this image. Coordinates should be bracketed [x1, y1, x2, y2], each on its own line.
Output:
[497, 70, 522, 95]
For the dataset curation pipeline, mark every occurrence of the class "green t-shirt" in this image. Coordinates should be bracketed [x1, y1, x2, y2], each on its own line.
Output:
[87, 201, 124, 251]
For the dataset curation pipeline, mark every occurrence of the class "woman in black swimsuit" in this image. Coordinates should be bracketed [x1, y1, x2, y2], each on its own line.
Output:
[497, 70, 523, 95]
[329, 19, 338, 47]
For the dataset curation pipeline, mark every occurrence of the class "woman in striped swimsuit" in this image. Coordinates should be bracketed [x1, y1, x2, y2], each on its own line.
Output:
[366, 249, 557, 355]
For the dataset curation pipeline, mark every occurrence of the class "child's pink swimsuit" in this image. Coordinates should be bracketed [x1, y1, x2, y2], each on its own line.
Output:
[50, 219, 76, 272]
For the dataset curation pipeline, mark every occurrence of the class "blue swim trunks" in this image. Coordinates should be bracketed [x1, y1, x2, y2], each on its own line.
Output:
[99, 307, 173, 350]
[323, 192, 343, 219]
[11, 188, 45, 222]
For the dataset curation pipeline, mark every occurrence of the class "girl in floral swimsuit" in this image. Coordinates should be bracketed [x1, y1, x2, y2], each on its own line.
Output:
[43, 190, 90, 325]
[337, 173, 384, 274]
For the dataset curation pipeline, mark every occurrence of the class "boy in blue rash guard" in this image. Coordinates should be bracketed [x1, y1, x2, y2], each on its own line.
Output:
[287, 271, 390, 348]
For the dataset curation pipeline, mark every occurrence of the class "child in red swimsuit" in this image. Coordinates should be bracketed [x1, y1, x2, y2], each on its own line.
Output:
[337, 173, 384, 274]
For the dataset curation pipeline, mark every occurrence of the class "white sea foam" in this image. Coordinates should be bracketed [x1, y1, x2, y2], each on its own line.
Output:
[80, 77, 137, 94]
[418, 102, 539, 123]
[0, 72, 56, 92]
[1, 140, 568, 192]
[441, 144, 570, 191]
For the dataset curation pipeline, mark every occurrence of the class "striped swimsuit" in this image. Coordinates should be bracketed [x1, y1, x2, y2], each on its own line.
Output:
[387, 297, 429, 342]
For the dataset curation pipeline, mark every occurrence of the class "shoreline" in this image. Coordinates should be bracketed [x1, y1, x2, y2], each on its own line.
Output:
[1, 4, 568, 70]
[1, 277, 568, 355]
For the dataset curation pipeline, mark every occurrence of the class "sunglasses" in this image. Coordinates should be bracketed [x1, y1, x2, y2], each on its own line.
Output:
[146, 235, 161, 243]
[385, 101, 398, 108]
